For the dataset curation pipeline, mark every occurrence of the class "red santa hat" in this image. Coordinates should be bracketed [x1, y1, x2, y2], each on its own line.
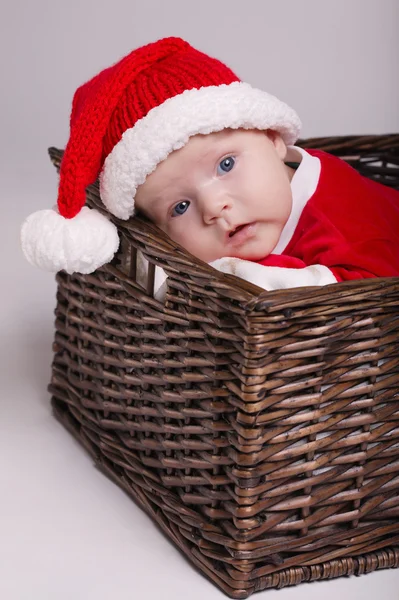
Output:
[21, 36, 301, 274]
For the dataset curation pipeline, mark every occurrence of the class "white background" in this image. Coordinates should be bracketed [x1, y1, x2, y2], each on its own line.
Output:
[1, 1, 399, 598]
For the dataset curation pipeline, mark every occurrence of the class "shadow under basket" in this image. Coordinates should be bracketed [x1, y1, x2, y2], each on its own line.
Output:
[48, 135, 399, 598]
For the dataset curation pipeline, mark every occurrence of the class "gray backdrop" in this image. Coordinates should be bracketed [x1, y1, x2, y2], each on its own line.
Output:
[1, 1, 398, 598]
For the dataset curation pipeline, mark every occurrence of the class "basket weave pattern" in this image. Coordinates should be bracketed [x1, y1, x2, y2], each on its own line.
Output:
[49, 135, 399, 598]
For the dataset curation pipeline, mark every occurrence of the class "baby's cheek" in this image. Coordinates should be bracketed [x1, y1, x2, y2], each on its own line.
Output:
[184, 231, 222, 262]
[267, 184, 292, 224]
[282, 189, 293, 222]
[167, 222, 201, 253]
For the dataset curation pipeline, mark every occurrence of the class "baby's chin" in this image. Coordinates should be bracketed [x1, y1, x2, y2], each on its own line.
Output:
[203, 247, 275, 263]
[223, 242, 277, 262]
[178, 232, 277, 263]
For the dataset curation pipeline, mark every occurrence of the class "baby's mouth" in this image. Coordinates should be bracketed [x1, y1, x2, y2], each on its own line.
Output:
[227, 222, 257, 245]
[228, 224, 247, 238]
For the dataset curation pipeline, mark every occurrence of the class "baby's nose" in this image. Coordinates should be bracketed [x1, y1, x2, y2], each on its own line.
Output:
[199, 189, 232, 223]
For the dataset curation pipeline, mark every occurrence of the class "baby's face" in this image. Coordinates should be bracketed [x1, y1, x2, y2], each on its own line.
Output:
[135, 129, 293, 263]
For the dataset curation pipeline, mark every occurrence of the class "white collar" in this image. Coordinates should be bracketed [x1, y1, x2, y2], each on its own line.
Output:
[272, 146, 321, 254]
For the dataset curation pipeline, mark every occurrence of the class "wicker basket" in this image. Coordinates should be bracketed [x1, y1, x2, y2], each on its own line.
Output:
[48, 135, 399, 598]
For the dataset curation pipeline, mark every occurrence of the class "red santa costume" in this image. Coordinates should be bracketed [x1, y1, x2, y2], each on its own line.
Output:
[255, 146, 399, 281]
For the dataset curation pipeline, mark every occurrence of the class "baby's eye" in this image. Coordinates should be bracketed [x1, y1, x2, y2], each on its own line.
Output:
[217, 156, 235, 175]
[171, 200, 190, 217]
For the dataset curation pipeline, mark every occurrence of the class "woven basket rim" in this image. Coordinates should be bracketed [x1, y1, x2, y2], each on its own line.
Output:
[48, 133, 399, 309]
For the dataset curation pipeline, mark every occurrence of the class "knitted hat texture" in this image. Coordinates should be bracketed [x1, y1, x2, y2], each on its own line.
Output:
[21, 36, 301, 274]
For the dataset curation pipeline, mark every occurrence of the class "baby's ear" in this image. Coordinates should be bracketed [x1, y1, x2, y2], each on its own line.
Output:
[265, 129, 288, 160]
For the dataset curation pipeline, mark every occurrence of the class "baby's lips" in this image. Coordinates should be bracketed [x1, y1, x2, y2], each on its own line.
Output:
[226, 222, 257, 246]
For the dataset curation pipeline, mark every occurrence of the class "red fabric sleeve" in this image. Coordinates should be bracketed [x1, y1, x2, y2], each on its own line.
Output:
[254, 151, 399, 282]
[257, 254, 309, 269]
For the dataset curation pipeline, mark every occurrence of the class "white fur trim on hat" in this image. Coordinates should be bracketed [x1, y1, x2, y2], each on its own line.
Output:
[21, 206, 120, 274]
[100, 81, 301, 219]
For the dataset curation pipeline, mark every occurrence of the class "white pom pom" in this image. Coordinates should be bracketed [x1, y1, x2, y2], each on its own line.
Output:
[20, 206, 120, 274]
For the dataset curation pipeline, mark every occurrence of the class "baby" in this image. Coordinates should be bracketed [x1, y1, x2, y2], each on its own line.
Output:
[21, 37, 399, 296]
